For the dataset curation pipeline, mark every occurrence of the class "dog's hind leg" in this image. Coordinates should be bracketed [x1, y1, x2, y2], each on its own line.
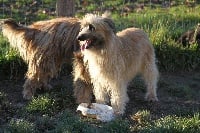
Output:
[23, 77, 40, 100]
[142, 60, 159, 101]
[22, 65, 49, 100]
[23, 74, 52, 100]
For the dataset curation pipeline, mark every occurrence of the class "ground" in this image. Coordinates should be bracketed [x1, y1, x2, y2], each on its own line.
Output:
[0, 70, 200, 131]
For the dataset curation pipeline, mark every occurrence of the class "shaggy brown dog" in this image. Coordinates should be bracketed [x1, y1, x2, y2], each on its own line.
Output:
[73, 14, 159, 115]
[1, 18, 80, 99]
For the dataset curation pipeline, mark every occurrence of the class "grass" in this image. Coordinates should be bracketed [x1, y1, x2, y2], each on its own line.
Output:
[6, 119, 35, 133]
[26, 95, 55, 114]
[3, 112, 199, 133]
[140, 113, 200, 133]
[130, 110, 200, 133]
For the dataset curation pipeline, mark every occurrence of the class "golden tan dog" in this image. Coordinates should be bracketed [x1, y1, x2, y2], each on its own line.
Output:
[1, 18, 80, 99]
[73, 14, 159, 115]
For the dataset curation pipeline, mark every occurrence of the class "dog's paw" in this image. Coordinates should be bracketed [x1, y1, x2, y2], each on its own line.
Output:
[22, 90, 33, 100]
[145, 93, 158, 102]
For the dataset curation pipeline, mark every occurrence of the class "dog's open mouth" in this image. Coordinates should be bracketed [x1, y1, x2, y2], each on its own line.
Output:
[80, 39, 93, 51]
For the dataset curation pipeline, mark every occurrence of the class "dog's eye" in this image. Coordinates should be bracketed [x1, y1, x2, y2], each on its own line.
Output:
[88, 24, 95, 31]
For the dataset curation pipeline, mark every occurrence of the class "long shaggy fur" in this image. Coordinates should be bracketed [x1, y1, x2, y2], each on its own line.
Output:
[73, 14, 159, 115]
[1, 18, 80, 99]
[73, 52, 93, 104]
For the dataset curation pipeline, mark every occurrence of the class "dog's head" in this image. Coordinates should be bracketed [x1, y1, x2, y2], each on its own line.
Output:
[77, 14, 116, 51]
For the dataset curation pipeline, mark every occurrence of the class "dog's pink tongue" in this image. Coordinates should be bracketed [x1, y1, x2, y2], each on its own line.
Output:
[81, 40, 91, 51]
[81, 45, 85, 51]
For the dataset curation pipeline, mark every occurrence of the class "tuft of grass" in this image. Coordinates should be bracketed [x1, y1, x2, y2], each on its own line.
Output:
[102, 118, 130, 133]
[52, 110, 97, 133]
[131, 110, 200, 133]
[5, 119, 35, 133]
[52, 110, 131, 133]
[49, 86, 77, 111]
[26, 95, 55, 114]
[140, 113, 200, 133]
[34, 115, 56, 132]
[132, 110, 151, 125]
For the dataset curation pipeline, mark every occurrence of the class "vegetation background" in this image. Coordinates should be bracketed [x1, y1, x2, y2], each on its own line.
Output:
[0, 0, 200, 132]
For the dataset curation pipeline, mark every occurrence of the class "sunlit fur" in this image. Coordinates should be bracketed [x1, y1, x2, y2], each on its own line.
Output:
[73, 14, 159, 115]
[2, 18, 80, 99]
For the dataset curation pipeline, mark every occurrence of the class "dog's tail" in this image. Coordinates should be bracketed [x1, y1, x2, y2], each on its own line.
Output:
[1, 19, 36, 62]
[1, 18, 25, 33]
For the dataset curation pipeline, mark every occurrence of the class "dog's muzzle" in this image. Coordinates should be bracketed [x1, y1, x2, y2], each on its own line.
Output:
[77, 34, 87, 41]
[77, 34, 93, 51]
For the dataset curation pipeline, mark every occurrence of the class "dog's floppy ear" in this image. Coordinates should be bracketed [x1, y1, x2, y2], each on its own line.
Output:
[73, 40, 80, 52]
[103, 18, 116, 33]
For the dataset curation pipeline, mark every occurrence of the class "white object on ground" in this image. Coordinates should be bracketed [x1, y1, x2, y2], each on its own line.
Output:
[77, 103, 115, 122]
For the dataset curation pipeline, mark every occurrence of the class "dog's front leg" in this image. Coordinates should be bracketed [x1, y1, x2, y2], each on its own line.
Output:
[74, 79, 93, 104]
[110, 83, 129, 115]
[93, 83, 109, 104]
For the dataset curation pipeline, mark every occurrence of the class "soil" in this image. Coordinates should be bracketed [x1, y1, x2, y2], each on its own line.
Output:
[126, 72, 200, 119]
[0, 71, 200, 125]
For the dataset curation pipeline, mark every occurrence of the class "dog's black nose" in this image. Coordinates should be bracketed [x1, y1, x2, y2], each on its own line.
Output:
[77, 34, 86, 41]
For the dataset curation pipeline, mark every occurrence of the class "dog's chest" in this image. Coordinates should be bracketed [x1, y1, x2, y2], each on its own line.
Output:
[83, 51, 107, 78]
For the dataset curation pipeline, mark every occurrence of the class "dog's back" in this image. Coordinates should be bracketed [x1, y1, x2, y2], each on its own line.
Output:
[116, 27, 155, 72]
[1, 18, 80, 62]
[117, 27, 152, 48]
